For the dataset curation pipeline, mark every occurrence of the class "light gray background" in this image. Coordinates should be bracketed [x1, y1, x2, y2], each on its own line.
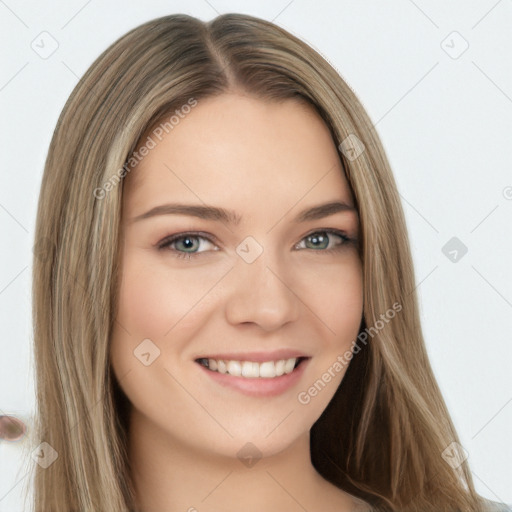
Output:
[1, 1, 511, 510]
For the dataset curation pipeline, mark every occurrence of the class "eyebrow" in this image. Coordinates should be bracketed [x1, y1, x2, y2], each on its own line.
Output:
[129, 200, 357, 225]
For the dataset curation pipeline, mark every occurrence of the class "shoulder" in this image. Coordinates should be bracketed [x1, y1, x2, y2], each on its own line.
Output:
[483, 499, 512, 512]
[349, 494, 372, 511]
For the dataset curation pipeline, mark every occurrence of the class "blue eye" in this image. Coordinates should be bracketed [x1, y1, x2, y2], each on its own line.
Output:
[295, 229, 351, 252]
[157, 229, 353, 261]
[157, 232, 218, 260]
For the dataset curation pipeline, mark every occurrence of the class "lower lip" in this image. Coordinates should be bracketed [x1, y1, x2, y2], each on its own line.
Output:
[196, 359, 310, 397]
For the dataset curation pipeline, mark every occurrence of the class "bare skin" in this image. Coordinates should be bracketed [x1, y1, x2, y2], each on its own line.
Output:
[110, 92, 368, 511]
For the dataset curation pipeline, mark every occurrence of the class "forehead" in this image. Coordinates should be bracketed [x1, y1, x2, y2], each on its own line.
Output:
[123, 93, 354, 220]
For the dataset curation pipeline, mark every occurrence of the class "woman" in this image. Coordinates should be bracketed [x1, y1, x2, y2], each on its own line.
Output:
[30, 12, 510, 512]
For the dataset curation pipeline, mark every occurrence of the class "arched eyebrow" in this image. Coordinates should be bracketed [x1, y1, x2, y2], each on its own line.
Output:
[129, 200, 356, 226]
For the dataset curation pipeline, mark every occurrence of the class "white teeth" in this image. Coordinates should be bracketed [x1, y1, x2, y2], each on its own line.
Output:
[284, 358, 296, 374]
[227, 360, 242, 376]
[241, 361, 259, 378]
[258, 361, 275, 378]
[217, 360, 227, 374]
[275, 360, 285, 376]
[200, 357, 301, 378]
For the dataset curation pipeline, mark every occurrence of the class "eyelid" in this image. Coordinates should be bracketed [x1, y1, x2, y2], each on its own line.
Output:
[156, 231, 219, 251]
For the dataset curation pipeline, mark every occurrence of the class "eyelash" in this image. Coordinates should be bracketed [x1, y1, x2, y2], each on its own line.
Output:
[157, 229, 354, 261]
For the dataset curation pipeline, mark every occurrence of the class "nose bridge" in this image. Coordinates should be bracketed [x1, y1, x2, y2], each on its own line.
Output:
[224, 238, 300, 330]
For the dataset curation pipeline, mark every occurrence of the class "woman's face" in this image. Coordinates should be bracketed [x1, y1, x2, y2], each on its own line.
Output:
[110, 93, 363, 459]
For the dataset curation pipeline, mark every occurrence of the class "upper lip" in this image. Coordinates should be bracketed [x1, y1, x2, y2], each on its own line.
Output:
[194, 349, 310, 362]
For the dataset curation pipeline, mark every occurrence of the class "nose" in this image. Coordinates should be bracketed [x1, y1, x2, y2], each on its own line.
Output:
[224, 249, 301, 331]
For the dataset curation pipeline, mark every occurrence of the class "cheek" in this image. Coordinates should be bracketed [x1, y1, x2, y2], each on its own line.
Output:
[110, 251, 230, 391]
[109, 253, 218, 433]
[292, 262, 363, 414]
[302, 257, 363, 343]
[109, 253, 187, 387]
[115, 252, 222, 338]
[115, 262, 172, 337]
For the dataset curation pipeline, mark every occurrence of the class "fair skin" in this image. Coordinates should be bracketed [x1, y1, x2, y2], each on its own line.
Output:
[110, 92, 368, 512]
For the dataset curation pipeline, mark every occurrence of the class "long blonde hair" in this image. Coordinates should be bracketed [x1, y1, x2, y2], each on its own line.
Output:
[30, 12, 486, 511]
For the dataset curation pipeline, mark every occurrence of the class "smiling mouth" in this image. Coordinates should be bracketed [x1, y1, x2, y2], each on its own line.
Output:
[195, 357, 308, 379]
